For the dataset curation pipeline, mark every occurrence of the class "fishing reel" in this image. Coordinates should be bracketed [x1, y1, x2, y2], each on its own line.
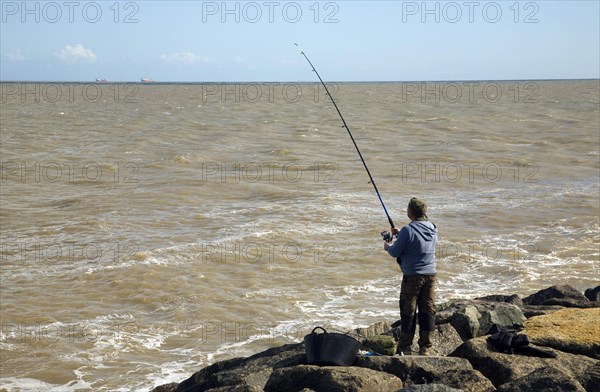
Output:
[381, 230, 394, 243]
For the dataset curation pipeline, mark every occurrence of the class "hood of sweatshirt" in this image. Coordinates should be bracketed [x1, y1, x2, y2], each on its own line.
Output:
[409, 221, 437, 241]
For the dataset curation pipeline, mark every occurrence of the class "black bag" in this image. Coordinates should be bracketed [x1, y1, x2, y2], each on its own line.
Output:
[304, 326, 361, 366]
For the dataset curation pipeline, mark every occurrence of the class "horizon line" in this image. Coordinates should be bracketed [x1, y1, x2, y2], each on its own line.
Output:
[1, 78, 599, 84]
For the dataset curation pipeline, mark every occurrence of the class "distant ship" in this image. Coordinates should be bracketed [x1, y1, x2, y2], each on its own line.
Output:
[95, 78, 108, 83]
[140, 78, 154, 83]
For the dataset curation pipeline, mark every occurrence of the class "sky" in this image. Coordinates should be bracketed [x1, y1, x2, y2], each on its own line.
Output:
[1, 0, 599, 82]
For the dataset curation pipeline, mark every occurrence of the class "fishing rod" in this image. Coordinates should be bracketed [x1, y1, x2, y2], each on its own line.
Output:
[295, 43, 396, 237]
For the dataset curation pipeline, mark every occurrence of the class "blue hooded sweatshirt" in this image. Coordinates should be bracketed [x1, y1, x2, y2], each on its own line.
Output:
[387, 220, 437, 276]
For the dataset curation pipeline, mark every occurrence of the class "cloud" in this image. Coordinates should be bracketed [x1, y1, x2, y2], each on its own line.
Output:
[7, 49, 25, 61]
[54, 44, 97, 64]
[160, 52, 210, 65]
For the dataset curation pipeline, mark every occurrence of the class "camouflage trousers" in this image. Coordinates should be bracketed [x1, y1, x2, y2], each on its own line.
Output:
[399, 274, 437, 333]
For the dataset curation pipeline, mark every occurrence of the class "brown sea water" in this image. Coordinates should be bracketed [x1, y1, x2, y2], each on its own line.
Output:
[1, 80, 599, 390]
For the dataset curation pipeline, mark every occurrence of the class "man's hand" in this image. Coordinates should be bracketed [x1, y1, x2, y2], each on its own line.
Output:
[392, 227, 400, 236]
[384, 242, 390, 251]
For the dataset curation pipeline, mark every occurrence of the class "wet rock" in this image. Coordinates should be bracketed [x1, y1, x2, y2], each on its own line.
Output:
[263, 364, 404, 392]
[584, 286, 600, 302]
[449, 336, 597, 388]
[524, 308, 600, 359]
[354, 355, 494, 392]
[523, 284, 591, 308]
[475, 294, 524, 308]
[174, 343, 306, 392]
[150, 383, 178, 392]
[399, 385, 462, 392]
[437, 300, 526, 340]
[496, 367, 586, 392]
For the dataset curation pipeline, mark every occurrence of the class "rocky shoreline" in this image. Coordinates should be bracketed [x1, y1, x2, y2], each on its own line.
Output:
[151, 284, 600, 391]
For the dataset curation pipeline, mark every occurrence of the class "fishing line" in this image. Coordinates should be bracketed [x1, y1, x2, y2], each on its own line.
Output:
[295, 43, 395, 231]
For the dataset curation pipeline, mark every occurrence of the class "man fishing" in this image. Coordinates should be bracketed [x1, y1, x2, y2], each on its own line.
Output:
[296, 46, 438, 355]
[384, 197, 437, 356]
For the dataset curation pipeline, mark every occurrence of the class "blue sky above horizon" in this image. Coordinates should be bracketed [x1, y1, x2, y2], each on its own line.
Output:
[1, 1, 599, 82]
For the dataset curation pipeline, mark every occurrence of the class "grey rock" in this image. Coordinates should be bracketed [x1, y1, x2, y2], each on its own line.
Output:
[581, 361, 600, 392]
[584, 286, 600, 302]
[523, 285, 590, 307]
[150, 383, 178, 392]
[429, 324, 465, 357]
[496, 367, 586, 392]
[450, 336, 598, 388]
[201, 386, 262, 392]
[475, 294, 524, 308]
[399, 385, 463, 392]
[175, 343, 306, 392]
[437, 301, 526, 340]
[264, 364, 404, 392]
[354, 355, 494, 392]
[450, 305, 482, 340]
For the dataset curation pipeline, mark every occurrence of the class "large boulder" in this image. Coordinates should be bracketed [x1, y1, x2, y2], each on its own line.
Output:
[437, 300, 526, 340]
[524, 308, 600, 359]
[354, 355, 494, 392]
[496, 367, 586, 392]
[263, 364, 404, 392]
[174, 343, 306, 392]
[449, 336, 598, 388]
[585, 286, 600, 302]
[523, 285, 593, 308]
[150, 383, 178, 392]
